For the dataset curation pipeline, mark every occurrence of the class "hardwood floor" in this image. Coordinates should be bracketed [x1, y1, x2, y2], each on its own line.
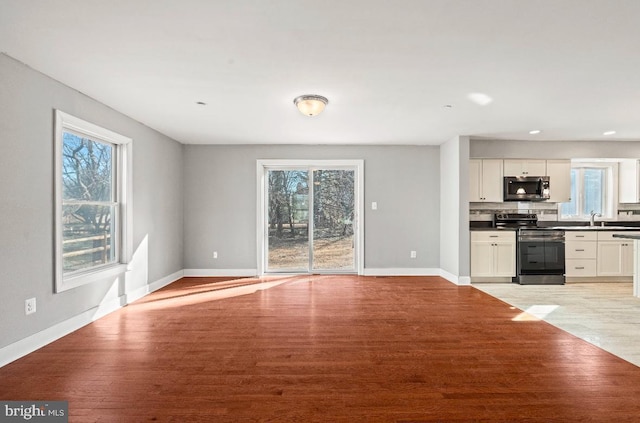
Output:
[3, 275, 640, 422]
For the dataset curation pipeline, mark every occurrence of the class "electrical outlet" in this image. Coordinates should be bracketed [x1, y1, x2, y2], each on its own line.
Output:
[25, 298, 36, 315]
[213, 251, 218, 259]
[410, 250, 417, 259]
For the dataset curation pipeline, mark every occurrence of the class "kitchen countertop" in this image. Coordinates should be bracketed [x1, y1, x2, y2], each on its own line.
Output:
[469, 227, 517, 231]
[545, 226, 640, 231]
[470, 226, 640, 231]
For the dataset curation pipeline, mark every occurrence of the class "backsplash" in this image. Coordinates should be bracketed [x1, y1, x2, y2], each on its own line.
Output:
[470, 202, 640, 222]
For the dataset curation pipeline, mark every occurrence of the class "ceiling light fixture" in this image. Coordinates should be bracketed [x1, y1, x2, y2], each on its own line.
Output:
[529, 130, 541, 135]
[467, 92, 493, 106]
[603, 130, 616, 136]
[294, 95, 328, 117]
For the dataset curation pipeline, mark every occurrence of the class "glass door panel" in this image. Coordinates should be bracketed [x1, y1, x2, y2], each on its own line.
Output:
[266, 170, 309, 272]
[312, 169, 355, 271]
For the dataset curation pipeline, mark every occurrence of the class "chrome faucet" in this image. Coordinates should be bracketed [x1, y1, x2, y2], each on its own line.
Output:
[590, 210, 601, 226]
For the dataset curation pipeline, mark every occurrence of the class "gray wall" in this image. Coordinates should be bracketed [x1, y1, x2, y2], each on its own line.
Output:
[183, 145, 440, 270]
[471, 139, 640, 159]
[0, 54, 184, 349]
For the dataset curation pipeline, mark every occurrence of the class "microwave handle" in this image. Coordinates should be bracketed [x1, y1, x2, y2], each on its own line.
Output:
[537, 178, 543, 195]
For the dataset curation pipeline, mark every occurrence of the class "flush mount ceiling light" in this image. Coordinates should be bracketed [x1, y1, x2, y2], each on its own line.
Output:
[294, 95, 328, 116]
[603, 130, 616, 136]
[529, 130, 541, 135]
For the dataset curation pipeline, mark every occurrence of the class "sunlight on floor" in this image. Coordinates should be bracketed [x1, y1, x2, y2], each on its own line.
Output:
[513, 304, 560, 321]
[129, 276, 297, 311]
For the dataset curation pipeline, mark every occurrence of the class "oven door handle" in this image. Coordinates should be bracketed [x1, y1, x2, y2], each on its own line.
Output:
[519, 237, 565, 242]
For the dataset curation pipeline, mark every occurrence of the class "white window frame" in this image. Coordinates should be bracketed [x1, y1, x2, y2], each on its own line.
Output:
[558, 160, 618, 221]
[54, 111, 133, 293]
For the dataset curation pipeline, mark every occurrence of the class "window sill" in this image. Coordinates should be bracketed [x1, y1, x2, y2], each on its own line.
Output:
[56, 263, 128, 293]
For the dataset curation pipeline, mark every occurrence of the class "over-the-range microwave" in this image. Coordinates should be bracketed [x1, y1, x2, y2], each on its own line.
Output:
[504, 176, 550, 201]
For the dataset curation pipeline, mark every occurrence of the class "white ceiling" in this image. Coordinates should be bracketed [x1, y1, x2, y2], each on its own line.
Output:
[1, 0, 640, 145]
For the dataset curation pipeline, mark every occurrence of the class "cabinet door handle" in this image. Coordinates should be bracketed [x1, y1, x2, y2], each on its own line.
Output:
[575, 249, 585, 252]
[575, 266, 585, 270]
[575, 235, 585, 238]
[489, 235, 498, 238]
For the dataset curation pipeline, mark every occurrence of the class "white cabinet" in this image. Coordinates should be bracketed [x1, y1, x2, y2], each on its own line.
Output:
[566, 231, 640, 279]
[546, 159, 571, 203]
[597, 232, 639, 277]
[619, 159, 640, 203]
[565, 231, 597, 277]
[471, 231, 516, 277]
[503, 159, 546, 176]
[469, 159, 503, 202]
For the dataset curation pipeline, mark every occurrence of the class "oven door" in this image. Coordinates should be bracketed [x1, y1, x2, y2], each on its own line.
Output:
[516, 230, 565, 284]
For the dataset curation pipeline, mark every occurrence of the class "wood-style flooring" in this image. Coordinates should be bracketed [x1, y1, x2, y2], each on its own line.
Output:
[2, 275, 640, 422]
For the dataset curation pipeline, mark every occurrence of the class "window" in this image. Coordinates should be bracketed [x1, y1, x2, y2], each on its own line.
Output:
[559, 162, 617, 221]
[54, 111, 132, 292]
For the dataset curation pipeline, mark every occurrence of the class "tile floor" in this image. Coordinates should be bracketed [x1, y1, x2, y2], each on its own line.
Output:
[473, 282, 640, 367]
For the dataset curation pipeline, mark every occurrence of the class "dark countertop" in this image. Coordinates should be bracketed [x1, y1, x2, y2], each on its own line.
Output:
[544, 226, 640, 231]
[469, 227, 517, 231]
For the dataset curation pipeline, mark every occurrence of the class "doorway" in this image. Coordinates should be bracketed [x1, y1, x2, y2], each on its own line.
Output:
[257, 160, 364, 275]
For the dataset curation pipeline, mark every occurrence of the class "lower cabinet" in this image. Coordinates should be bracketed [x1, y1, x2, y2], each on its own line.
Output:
[566, 231, 639, 279]
[565, 232, 597, 277]
[471, 231, 516, 278]
[596, 232, 638, 277]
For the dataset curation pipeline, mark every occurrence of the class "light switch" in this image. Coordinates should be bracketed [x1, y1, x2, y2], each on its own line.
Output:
[371, 202, 377, 210]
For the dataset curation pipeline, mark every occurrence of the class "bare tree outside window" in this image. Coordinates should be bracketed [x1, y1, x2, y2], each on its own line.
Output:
[267, 169, 355, 271]
[61, 132, 117, 273]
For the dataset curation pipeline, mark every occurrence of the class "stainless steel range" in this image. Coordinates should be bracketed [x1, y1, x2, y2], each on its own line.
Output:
[494, 213, 565, 285]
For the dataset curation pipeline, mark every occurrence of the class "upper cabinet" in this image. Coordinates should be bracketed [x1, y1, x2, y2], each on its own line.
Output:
[469, 158, 572, 204]
[546, 160, 571, 203]
[503, 159, 546, 176]
[469, 159, 503, 202]
[619, 159, 640, 203]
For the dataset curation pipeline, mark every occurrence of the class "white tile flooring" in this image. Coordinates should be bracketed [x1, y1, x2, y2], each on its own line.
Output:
[473, 282, 640, 367]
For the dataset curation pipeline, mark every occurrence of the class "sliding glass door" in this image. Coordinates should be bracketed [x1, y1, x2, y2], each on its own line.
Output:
[264, 165, 357, 273]
[266, 169, 310, 271]
[311, 169, 354, 271]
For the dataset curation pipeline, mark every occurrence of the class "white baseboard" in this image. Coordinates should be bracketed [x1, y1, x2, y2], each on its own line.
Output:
[0, 308, 97, 369]
[183, 269, 258, 277]
[439, 269, 472, 286]
[0, 270, 184, 369]
[126, 269, 184, 304]
[363, 268, 441, 276]
[361, 268, 471, 286]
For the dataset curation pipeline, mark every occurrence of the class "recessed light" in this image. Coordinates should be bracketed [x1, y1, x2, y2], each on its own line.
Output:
[529, 130, 541, 135]
[603, 130, 616, 136]
[467, 93, 493, 106]
[443, 104, 453, 109]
